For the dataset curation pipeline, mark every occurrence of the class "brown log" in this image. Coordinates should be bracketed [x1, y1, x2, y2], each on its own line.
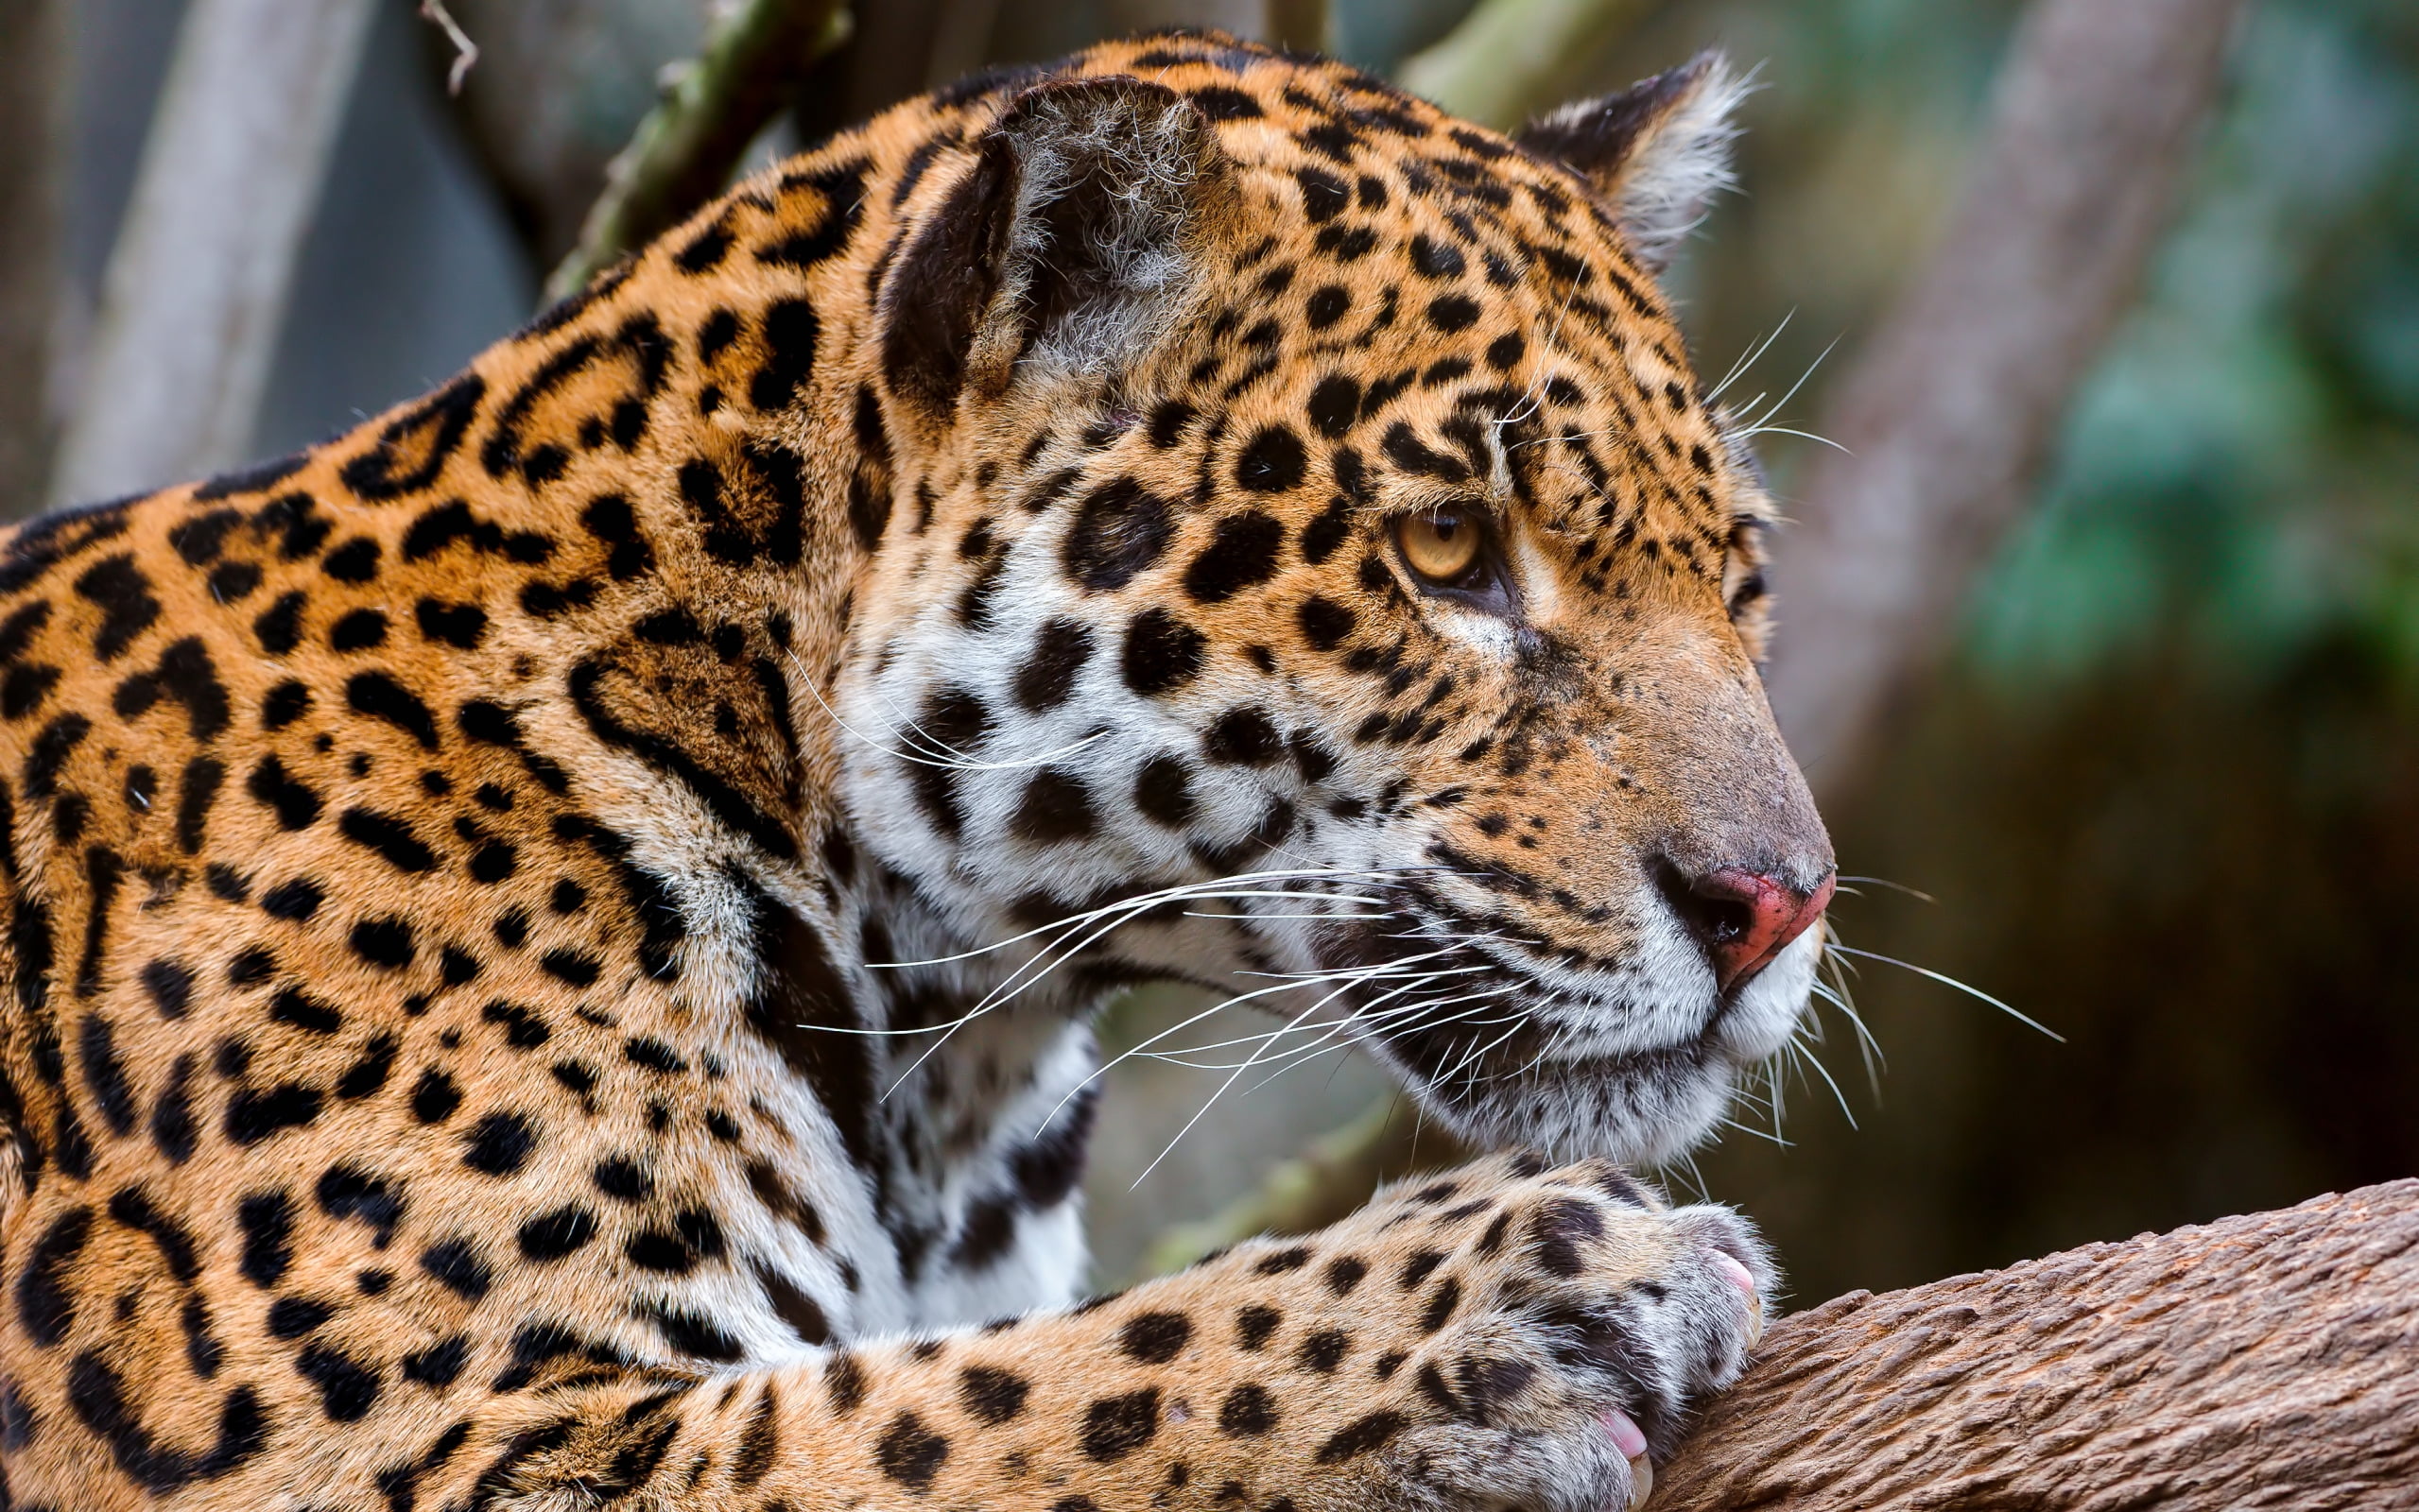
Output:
[1650, 1179, 2419, 1511]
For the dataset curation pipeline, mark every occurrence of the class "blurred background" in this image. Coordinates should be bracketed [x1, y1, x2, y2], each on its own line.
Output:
[2, 0, 2412, 1307]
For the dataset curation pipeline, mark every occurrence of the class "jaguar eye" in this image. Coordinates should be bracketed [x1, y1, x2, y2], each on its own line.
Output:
[1396, 507, 1484, 586]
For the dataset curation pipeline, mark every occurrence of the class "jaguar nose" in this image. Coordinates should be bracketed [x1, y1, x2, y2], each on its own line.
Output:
[1662, 867, 1834, 992]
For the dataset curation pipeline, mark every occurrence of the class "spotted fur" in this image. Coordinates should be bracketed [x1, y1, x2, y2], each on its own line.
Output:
[0, 33, 1826, 1509]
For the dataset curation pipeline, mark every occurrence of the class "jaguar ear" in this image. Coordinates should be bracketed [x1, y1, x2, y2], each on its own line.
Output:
[1515, 52, 1749, 273]
[881, 77, 1235, 414]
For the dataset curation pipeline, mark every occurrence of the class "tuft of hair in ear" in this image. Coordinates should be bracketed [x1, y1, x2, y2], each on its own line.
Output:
[1515, 52, 1751, 273]
[881, 77, 1232, 415]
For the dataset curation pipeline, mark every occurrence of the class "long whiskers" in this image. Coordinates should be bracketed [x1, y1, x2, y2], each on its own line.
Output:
[1075, 936, 1480, 1091]
[1231, 986, 1523, 1091]
[1131, 974, 1518, 1186]
[1784, 1032, 1859, 1129]
[1111, 912, 1530, 1183]
[1836, 875, 1938, 903]
[1104, 936, 1505, 1080]
[870, 868, 1410, 973]
[877, 873, 1418, 1091]
[1703, 308, 1794, 405]
[1726, 423, 1849, 454]
[1729, 332, 1840, 438]
[1824, 942, 2065, 1042]
[1125, 968, 1398, 1188]
[788, 648, 1108, 774]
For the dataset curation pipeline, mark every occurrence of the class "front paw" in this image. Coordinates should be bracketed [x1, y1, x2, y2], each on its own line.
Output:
[1357, 1156, 1771, 1512]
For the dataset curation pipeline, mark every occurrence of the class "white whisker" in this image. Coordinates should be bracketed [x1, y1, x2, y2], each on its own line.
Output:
[1791, 1034, 1858, 1129]
[1200, 964, 1507, 1077]
[1704, 309, 1792, 404]
[1738, 332, 1839, 433]
[1716, 1114, 1791, 1147]
[863, 872, 1430, 1095]
[1836, 875, 1937, 903]
[1661, 1148, 1710, 1204]
[789, 649, 1111, 773]
[1729, 424, 1849, 454]
[1128, 982, 1365, 1189]
[1824, 944, 2064, 1042]
[870, 868, 1416, 971]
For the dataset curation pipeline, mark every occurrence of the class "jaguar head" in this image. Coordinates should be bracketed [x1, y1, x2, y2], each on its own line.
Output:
[841, 39, 1831, 1163]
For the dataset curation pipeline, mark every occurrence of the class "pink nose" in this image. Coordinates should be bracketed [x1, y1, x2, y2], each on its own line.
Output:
[1671, 868, 1834, 992]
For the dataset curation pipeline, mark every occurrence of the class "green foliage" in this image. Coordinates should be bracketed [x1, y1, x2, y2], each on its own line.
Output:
[1971, 0, 2419, 691]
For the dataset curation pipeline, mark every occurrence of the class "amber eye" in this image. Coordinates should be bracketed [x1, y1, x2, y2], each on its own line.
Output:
[1396, 507, 1485, 585]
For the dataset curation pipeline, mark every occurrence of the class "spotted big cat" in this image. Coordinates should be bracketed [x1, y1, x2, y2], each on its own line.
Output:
[0, 30, 1833, 1510]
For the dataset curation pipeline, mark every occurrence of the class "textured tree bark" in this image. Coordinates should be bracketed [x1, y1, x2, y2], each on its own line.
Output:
[1650, 1179, 2419, 1511]
[1763, 0, 2252, 791]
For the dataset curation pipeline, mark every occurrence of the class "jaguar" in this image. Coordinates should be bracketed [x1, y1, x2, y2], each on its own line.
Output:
[0, 30, 1833, 1509]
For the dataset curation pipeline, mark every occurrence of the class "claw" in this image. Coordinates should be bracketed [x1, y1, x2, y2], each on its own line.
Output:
[1602, 1409, 1653, 1509]
[1711, 1250, 1763, 1343]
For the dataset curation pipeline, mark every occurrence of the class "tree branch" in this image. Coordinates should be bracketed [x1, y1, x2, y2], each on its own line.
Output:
[544, 0, 853, 304]
[1763, 0, 2252, 791]
[1395, 0, 1658, 128]
[419, 0, 480, 94]
[1651, 1180, 2419, 1510]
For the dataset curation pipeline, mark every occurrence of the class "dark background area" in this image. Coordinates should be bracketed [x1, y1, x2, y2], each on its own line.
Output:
[8, 0, 2415, 1305]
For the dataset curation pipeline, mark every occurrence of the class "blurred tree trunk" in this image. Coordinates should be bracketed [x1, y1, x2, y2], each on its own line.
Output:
[0, 0, 64, 520]
[1651, 1180, 2419, 1510]
[1763, 0, 2251, 793]
[49, 0, 376, 506]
